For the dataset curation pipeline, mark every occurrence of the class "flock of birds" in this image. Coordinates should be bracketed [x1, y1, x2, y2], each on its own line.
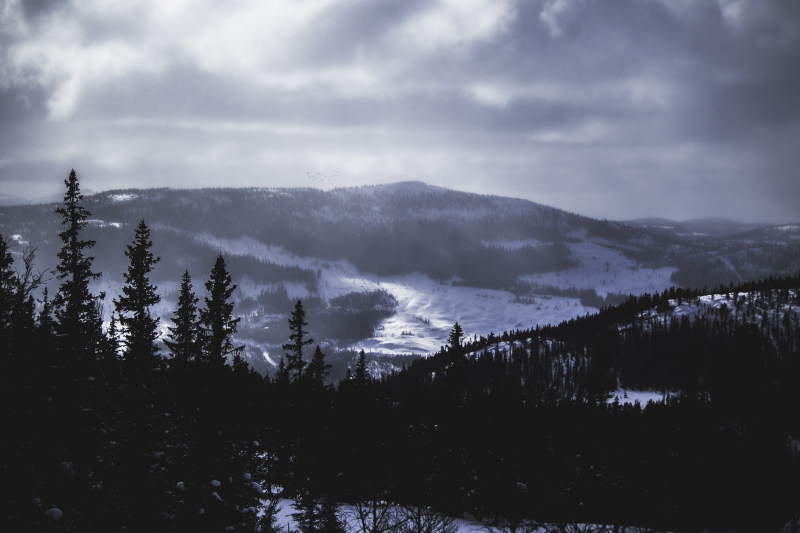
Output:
[305, 170, 339, 184]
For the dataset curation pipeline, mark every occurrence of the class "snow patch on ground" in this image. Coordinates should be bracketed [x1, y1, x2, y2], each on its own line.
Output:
[608, 389, 669, 406]
[87, 219, 124, 229]
[524, 241, 676, 297]
[351, 276, 593, 355]
[776, 224, 800, 232]
[191, 235, 598, 355]
[125, 232, 686, 358]
[110, 193, 137, 202]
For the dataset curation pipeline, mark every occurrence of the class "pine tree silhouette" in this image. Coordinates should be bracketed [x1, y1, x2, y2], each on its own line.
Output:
[115, 220, 161, 374]
[283, 299, 313, 382]
[305, 345, 331, 386]
[53, 169, 103, 364]
[199, 254, 242, 367]
[165, 269, 200, 367]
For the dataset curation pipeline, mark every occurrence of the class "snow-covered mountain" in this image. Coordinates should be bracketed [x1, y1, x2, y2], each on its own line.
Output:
[1, 181, 798, 375]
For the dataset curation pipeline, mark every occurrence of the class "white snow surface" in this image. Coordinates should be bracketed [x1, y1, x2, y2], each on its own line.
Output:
[96, 230, 685, 360]
[608, 389, 670, 406]
[524, 240, 675, 298]
[185, 232, 602, 356]
[110, 193, 137, 202]
[637, 290, 799, 329]
[87, 219, 124, 229]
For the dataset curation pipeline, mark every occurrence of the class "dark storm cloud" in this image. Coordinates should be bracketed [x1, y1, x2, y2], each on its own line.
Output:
[0, 0, 798, 222]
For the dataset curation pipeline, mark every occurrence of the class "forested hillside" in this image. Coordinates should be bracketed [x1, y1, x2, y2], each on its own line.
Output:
[2, 180, 798, 368]
[2, 171, 799, 531]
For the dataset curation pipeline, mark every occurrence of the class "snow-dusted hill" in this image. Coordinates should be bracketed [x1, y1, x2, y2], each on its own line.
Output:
[1, 182, 798, 375]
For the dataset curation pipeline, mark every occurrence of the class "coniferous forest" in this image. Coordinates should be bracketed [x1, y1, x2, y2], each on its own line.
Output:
[2, 171, 799, 532]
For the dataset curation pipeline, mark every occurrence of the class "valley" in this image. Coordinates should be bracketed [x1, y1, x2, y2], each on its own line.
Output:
[2, 182, 798, 378]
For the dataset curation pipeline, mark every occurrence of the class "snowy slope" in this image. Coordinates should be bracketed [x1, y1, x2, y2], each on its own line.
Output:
[2, 182, 798, 371]
[178, 232, 597, 357]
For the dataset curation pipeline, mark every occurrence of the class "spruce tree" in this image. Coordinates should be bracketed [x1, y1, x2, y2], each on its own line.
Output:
[36, 288, 56, 343]
[448, 322, 463, 354]
[115, 220, 161, 374]
[275, 357, 290, 386]
[319, 499, 346, 533]
[231, 350, 249, 375]
[164, 270, 200, 367]
[292, 493, 345, 533]
[199, 254, 241, 367]
[292, 490, 323, 532]
[105, 311, 120, 361]
[305, 344, 331, 386]
[53, 169, 103, 362]
[0, 236, 18, 361]
[283, 299, 313, 383]
[354, 349, 369, 387]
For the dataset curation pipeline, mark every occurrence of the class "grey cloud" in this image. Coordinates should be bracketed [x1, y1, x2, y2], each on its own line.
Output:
[293, 0, 429, 64]
[0, 0, 798, 223]
[19, 0, 66, 19]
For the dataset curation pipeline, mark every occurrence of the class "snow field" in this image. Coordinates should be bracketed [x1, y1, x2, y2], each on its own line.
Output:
[524, 241, 676, 298]
[96, 230, 697, 361]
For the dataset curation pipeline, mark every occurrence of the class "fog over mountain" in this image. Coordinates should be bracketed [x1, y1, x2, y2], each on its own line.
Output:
[2, 181, 798, 376]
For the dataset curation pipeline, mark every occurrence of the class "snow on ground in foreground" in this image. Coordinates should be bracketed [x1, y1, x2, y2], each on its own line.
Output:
[270, 498, 658, 532]
[608, 389, 668, 406]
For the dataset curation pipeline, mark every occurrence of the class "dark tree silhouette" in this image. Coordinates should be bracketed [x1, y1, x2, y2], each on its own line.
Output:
[199, 254, 242, 367]
[164, 269, 200, 367]
[115, 220, 161, 374]
[283, 299, 313, 382]
[305, 345, 331, 385]
[292, 491, 345, 533]
[448, 322, 463, 353]
[53, 169, 103, 361]
[354, 349, 370, 387]
[0, 236, 17, 361]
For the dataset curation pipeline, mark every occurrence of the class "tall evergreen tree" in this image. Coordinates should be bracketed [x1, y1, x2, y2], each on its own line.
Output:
[115, 220, 161, 374]
[448, 322, 463, 354]
[0, 236, 20, 364]
[53, 169, 103, 361]
[283, 299, 313, 383]
[354, 349, 370, 387]
[36, 287, 56, 341]
[164, 270, 200, 367]
[305, 345, 331, 385]
[105, 311, 120, 360]
[275, 357, 290, 386]
[32, 287, 58, 367]
[199, 254, 241, 367]
[292, 493, 345, 533]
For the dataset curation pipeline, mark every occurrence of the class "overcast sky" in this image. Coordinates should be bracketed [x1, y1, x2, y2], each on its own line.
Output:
[1, 0, 799, 222]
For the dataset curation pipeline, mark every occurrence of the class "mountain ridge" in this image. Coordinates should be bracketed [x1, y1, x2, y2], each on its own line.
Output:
[1, 181, 798, 375]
